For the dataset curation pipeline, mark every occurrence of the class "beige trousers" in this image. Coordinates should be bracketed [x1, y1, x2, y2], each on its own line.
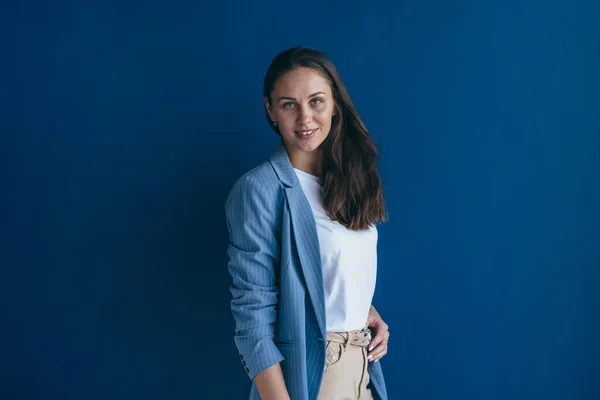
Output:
[318, 330, 374, 400]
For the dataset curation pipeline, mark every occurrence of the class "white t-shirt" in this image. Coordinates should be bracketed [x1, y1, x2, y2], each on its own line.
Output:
[294, 168, 378, 332]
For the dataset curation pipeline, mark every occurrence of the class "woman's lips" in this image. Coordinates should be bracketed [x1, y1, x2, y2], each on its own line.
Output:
[294, 128, 317, 139]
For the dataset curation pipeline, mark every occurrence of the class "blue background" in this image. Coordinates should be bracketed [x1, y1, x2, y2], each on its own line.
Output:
[1, 0, 599, 399]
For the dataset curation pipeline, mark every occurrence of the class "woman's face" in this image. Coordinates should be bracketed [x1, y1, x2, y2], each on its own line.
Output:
[265, 67, 336, 156]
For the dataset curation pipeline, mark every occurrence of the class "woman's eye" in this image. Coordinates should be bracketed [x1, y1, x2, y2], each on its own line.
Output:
[283, 102, 296, 109]
[311, 98, 323, 105]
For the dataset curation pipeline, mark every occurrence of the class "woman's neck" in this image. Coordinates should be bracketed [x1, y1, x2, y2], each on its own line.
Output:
[285, 145, 322, 177]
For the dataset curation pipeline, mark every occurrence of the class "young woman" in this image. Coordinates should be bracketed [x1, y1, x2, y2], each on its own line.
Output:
[226, 47, 391, 400]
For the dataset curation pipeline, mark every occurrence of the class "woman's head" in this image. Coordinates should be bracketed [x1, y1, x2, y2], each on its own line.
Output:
[263, 47, 387, 230]
[263, 47, 341, 155]
[264, 66, 336, 155]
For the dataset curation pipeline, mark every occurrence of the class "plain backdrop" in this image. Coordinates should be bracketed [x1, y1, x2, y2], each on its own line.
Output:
[1, 0, 599, 399]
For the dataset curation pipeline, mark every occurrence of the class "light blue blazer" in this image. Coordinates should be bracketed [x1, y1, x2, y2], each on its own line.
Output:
[226, 142, 388, 400]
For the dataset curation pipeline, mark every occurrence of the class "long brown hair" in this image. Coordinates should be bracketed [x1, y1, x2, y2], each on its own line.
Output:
[263, 46, 387, 230]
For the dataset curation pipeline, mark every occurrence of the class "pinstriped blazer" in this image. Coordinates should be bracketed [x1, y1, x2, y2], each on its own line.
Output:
[226, 141, 388, 400]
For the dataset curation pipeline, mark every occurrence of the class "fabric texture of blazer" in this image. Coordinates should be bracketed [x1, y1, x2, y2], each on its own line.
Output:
[226, 141, 388, 400]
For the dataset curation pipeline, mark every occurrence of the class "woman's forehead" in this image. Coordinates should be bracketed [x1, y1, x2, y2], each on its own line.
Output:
[273, 67, 332, 97]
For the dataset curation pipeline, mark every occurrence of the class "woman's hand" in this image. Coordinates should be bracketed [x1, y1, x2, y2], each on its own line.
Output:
[365, 305, 390, 363]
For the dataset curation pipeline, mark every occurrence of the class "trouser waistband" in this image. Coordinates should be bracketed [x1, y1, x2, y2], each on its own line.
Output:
[325, 328, 372, 348]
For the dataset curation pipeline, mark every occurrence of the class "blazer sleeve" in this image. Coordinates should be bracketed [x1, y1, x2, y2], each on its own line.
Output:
[225, 174, 284, 380]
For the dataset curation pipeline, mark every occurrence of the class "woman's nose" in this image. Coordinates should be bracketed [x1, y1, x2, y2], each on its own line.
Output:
[297, 106, 313, 124]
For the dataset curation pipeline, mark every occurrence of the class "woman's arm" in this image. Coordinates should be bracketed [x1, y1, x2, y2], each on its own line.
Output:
[225, 174, 289, 398]
[366, 305, 390, 362]
[254, 363, 291, 400]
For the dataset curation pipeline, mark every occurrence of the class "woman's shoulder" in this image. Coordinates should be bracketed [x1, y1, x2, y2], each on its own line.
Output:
[240, 161, 280, 185]
[226, 160, 284, 206]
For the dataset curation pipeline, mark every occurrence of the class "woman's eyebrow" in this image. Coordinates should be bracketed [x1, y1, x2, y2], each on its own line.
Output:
[277, 92, 326, 102]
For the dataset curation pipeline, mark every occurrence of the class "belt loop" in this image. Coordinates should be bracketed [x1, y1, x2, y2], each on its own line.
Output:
[344, 332, 351, 352]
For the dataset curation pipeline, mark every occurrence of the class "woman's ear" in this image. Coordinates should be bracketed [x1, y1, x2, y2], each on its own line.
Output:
[264, 96, 276, 122]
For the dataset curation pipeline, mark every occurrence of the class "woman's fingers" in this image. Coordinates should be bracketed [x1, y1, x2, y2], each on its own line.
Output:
[367, 343, 387, 362]
[367, 329, 390, 362]
[367, 324, 388, 350]
[368, 335, 383, 352]
[368, 343, 388, 362]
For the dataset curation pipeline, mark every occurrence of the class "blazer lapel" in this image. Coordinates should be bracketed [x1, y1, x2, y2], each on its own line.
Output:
[269, 142, 326, 339]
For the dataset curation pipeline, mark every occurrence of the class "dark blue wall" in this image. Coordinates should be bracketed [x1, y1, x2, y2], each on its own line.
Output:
[2, 1, 599, 399]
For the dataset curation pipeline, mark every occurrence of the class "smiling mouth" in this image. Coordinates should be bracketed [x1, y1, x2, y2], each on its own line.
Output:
[294, 128, 318, 137]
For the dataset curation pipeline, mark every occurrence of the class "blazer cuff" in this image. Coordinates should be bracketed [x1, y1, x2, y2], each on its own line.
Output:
[235, 335, 285, 380]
